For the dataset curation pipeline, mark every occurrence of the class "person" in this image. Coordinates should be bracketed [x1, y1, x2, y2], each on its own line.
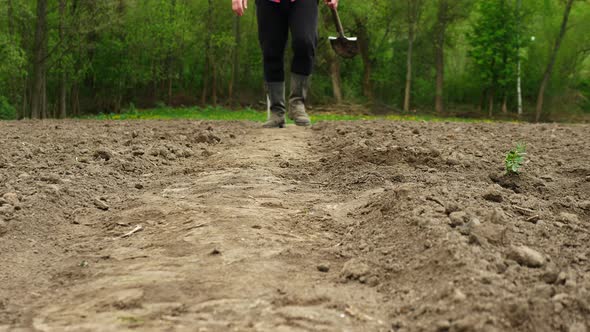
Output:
[232, 0, 339, 128]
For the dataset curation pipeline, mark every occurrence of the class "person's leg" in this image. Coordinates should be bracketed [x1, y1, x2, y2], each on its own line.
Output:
[287, 0, 318, 126]
[257, 0, 289, 82]
[289, 0, 318, 77]
[256, 0, 290, 128]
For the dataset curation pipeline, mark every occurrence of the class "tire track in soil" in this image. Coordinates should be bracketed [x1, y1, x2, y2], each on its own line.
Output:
[28, 126, 389, 332]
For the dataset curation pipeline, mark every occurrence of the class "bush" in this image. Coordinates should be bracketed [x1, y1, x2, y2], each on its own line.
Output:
[0, 96, 16, 120]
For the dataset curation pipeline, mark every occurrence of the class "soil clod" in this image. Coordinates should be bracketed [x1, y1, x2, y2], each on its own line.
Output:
[317, 264, 330, 273]
[569, 322, 588, 332]
[2, 193, 19, 207]
[507, 245, 546, 268]
[93, 149, 113, 161]
[449, 211, 469, 227]
[558, 212, 580, 224]
[483, 187, 504, 203]
[341, 258, 370, 281]
[0, 220, 8, 236]
[93, 198, 110, 211]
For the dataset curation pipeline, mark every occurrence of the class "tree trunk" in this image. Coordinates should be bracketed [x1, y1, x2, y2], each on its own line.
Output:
[403, 32, 413, 113]
[7, 0, 14, 37]
[201, 60, 209, 105]
[322, 8, 342, 104]
[404, 0, 421, 113]
[478, 88, 486, 114]
[516, 0, 523, 117]
[502, 95, 508, 114]
[41, 68, 47, 119]
[7, 0, 18, 118]
[356, 20, 373, 102]
[167, 0, 176, 106]
[168, 78, 173, 105]
[58, 0, 67, 119]
[517, 60, 523, 116]
[229, 16, 241, 105]
[71, 84, 80, 116]
[58, 71, 67, 118]
[152, 63, 158, 99]
[488, 56, 497, 118]
[202, 0, 214, 105]
[535, 0, 574, 122]
[31, 0, 48, 120]
[20, 77, 28, 119]
[434, 0, 447, 114]
[488, 87, 495, 118]
[212, 62, 217, 107]
[330, 56, 343, 104]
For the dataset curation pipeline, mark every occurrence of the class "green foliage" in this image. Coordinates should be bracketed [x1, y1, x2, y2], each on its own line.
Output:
[505, 143, 527, 175]
[0, 96, 16, 120]
[0, 33, 26, 93]
[467, 0, 522, 93]
[84, 106, 509, 124]
[0, 0, 588, 119]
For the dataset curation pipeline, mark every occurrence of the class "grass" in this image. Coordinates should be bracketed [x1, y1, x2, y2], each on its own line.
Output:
[85, 105, 508, 124]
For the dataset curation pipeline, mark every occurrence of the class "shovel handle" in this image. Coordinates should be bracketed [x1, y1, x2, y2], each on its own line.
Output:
[331, 8, 345, 38]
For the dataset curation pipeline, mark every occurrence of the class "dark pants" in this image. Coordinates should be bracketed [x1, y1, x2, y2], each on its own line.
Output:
[256, 0, 318, 83]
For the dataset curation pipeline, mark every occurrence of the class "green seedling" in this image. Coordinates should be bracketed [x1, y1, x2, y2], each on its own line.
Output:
[505, 143, 527, 175]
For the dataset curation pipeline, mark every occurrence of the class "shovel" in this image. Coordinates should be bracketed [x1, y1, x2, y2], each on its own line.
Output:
[329, 7, 359, 58]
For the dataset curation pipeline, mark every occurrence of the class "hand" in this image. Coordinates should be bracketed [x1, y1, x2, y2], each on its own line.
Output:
[232, 0, 248, 16]
[324, 0, 338, 9]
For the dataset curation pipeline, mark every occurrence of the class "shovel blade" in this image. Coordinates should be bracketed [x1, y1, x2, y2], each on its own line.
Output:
[329, 36, 359, 59]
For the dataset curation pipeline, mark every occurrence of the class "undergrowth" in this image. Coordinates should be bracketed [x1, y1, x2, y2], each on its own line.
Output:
[85, 105, 508, 124]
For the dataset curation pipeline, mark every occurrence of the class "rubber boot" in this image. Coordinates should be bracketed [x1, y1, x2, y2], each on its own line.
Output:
[263, 82, 286, 128]
[288, 73, 312, 127]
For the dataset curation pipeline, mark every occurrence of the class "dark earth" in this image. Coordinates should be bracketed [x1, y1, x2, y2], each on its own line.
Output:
[0, 120, 589, 332]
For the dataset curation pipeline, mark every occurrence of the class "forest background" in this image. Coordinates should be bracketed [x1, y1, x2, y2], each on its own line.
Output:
[0, 0, 589, 122]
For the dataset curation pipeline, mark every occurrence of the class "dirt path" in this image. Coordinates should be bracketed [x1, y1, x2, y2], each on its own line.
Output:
[1, 120, 589, 332]
[19, 126, 388, 332]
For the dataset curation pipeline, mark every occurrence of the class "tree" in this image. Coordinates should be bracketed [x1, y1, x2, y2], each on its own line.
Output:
[202, 0, 215, 105]
[58, 0, 67, 119]
[320, 6, 343, 103]
[516, 0, 523, 117]
[0, 0, 588, 121]
[467, 0, 520, 117]
[31, 0, 48, 119]
[403, 0, 425, 112]
[535, 0, 575, 122]
[433, 0, 471, 114]
[434, 0, 448, 114]
[355, 17, 374, 102]
[228, 15, 240, 104]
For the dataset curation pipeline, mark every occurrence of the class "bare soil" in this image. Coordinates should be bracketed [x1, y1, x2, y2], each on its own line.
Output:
[0, 120, 589, 332]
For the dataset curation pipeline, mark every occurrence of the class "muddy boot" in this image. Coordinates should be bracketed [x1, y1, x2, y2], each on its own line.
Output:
[263, 82, 286, 129]
[288, 73, 311, 127]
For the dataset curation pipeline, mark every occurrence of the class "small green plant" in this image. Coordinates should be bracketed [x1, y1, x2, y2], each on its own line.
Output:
[505, 143, 527, 175]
